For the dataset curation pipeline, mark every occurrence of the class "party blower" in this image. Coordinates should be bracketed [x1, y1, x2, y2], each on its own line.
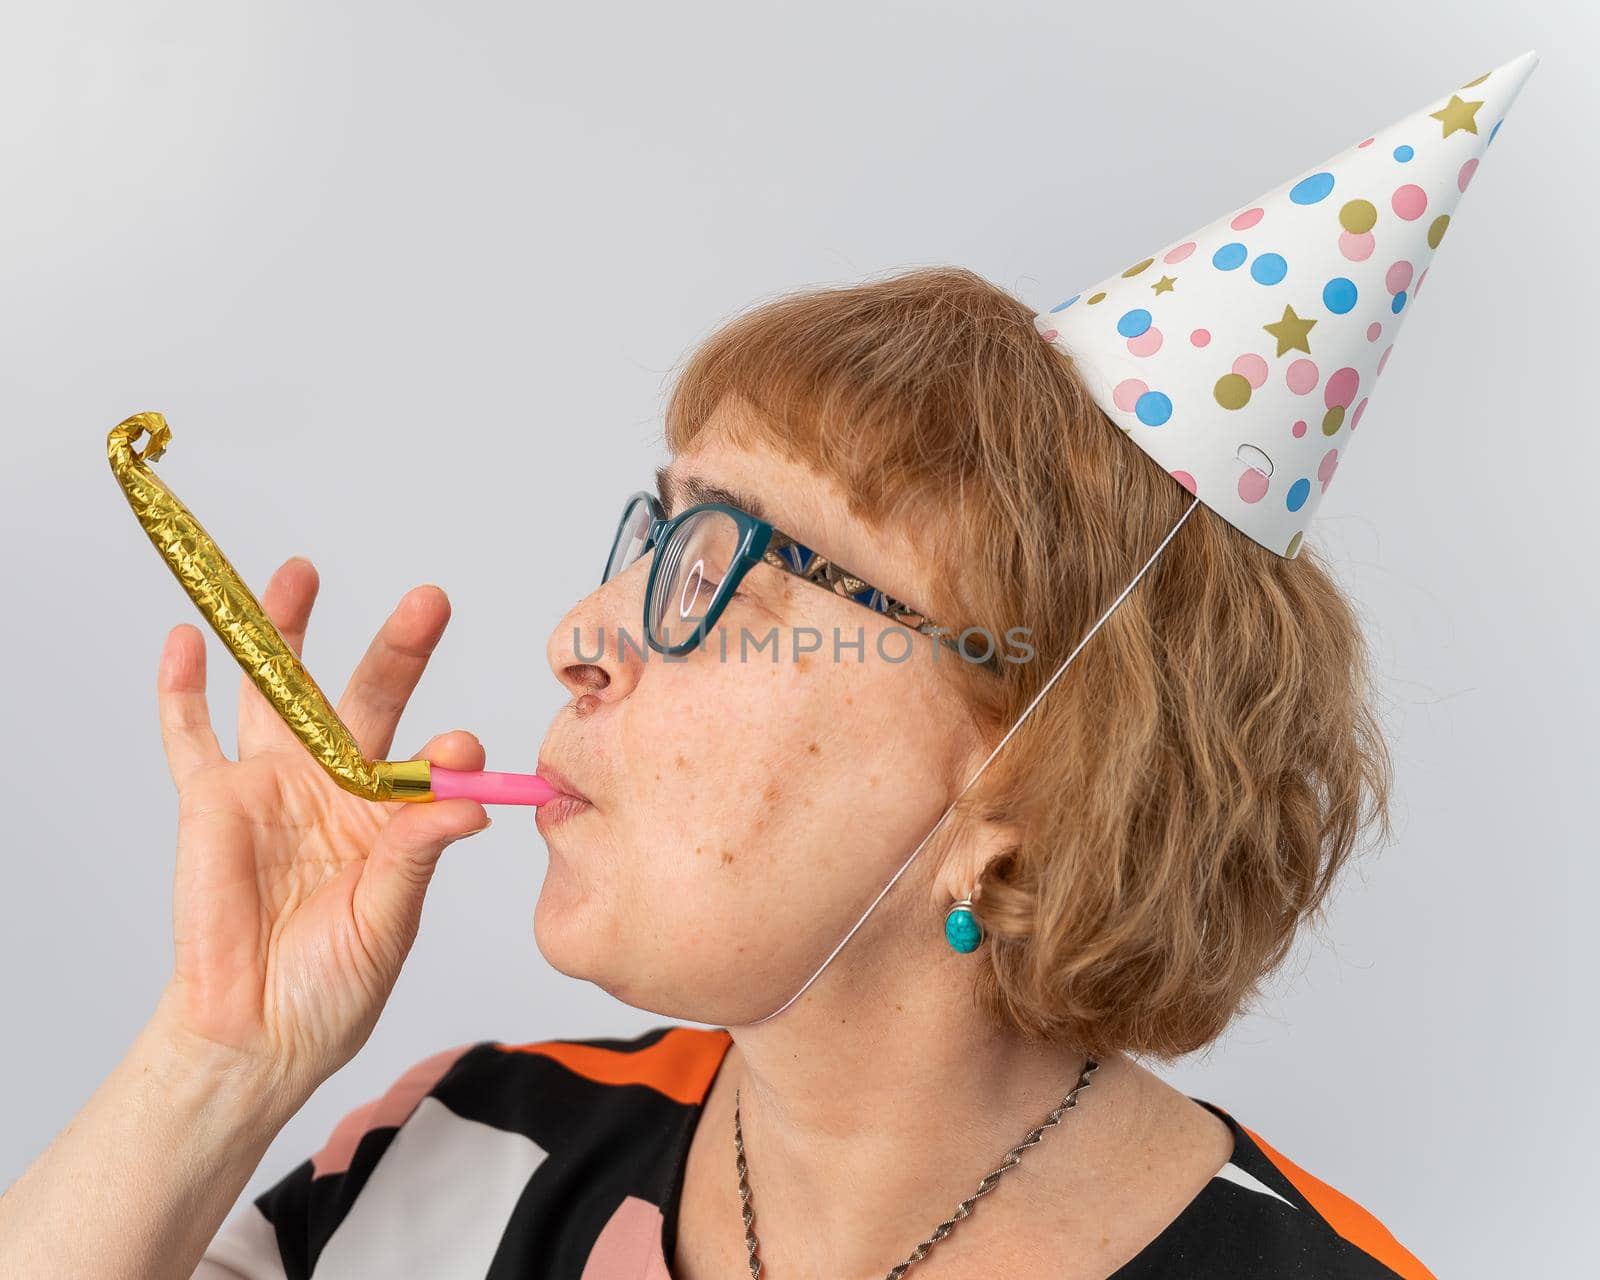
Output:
[107, 411, 559, 806]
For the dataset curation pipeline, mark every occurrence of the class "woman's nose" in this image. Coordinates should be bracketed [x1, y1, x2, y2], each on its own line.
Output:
[545, 561, 649, 709]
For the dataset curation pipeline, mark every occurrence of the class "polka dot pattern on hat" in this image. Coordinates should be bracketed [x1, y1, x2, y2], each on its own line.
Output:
[1033, 51, 1539, 558]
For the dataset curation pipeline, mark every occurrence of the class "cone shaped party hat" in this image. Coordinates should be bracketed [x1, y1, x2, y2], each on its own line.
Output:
[1035, 50, 1539, 558]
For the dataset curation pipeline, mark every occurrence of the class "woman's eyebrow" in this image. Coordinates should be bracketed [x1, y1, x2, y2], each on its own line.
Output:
[654, 463, 774, 525]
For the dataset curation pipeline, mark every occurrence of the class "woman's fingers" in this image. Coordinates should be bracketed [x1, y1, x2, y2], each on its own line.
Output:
[333, 586, 452, 763]
[157, 624, 227, 790]
[349, 730, 490, 971]
[236, 557, 320, 757]
[406, 727, 487, 772]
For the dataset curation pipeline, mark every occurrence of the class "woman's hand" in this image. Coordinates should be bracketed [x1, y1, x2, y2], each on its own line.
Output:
[0, 557, 494, 1278]
[148, 556, 493, 1099]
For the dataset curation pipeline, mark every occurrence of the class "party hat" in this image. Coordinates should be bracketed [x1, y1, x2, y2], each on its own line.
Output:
[1035, 50, 1539, 558]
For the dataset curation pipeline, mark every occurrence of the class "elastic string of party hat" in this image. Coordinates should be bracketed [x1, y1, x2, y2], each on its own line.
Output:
[744, 491, 1204, 1026]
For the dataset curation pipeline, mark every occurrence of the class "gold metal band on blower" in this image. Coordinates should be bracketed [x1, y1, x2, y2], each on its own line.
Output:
[107, 412, 432, 802]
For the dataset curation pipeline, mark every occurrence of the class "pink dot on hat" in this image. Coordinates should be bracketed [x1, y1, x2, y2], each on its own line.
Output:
[1292, 419, 1308, 438]
[1171, 470, 1197, 495]
[1190, 328, 1211, 347]
[1238, 467, 1271, 503]
[1377, 344, 1395, 376]
[1351, 397, 1369, 429]
[1392, 183, 1428, 220]
[1127, 327, 1164, 357]
[1113, 378, 1149, 412]
[1325, 365, 1360, 408]
[1358, 137, 1375, 148]
[1385, 260, 1414, 294]
[1318, 448, 1340, 489]
[1458, 157, 1479, 192]
[1164, 241, 1197, 264]
[1286, 359, 1319, 395]
[1040, 329, 1059, 342]
[1415, 267, 1428, 295]
[1339, 231, 1375, 262]
[1233, 353, 1269, 389]
[1231, 207, 1265, 230]
[1367, 322, 1382, 341]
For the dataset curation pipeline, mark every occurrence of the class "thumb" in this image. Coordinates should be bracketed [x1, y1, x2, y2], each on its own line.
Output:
[352, 796, 491, 971]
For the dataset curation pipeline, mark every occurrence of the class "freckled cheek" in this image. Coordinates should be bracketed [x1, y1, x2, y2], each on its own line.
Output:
[650, 678, 821, 785]
[622, 712, 824, 889]
[613, 805, 777, 957]
[612, 700, 762, 860]
[623, 655, 893, 867]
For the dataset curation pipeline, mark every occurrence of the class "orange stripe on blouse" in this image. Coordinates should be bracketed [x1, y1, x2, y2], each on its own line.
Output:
[499, 1026, 733, 1106]
[1241, 1123, 1436, 1280]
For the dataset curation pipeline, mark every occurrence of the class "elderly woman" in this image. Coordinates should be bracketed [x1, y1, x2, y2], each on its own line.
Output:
[0, 265, 1433, 1279]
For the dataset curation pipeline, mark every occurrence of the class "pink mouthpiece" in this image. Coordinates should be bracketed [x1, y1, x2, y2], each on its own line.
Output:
[429, 766, 561, 806]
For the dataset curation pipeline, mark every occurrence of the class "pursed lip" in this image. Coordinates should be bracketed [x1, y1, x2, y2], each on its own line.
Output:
[535, 758, 592, 806]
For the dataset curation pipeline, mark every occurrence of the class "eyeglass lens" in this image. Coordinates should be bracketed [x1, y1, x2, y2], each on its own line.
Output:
[604, 498, 747, 651]
[604, 495, 655, 584]
[647, 508, 743, 649]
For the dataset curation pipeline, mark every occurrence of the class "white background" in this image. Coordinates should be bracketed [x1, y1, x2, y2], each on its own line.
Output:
[2, 3, 1592, 1274]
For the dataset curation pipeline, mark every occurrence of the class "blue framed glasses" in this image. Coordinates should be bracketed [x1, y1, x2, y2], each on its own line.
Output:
[602, 490, 1001, 670]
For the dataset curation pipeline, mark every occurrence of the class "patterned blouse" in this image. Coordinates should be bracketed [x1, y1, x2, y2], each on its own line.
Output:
[194, 1024, 1435, 1279]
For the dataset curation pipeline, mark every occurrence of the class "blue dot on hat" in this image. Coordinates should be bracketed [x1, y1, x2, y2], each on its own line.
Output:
[1391, 290, 1407, 313]
[1050, 294, 1081, 313]
[1250, 253, 1288, 285]
[1393, 144, 1415, 162]
[1490, 119, 1503, 145]
[1117, 308, 1153, 338]
[1135, 390, 1172, 426]
[1290, 172, 1335, 205]
[1323, 276, 1359, 314]
[1212, 242, 1248, 271]
[1286, 478, 1311, 512]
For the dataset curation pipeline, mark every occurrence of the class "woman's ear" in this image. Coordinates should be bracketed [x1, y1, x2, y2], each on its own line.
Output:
[927, 808, 1024, 914]
[925, 711, 1025, 913]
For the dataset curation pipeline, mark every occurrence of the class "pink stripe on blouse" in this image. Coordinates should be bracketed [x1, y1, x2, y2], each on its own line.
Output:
[310, 1042, 478, 1178]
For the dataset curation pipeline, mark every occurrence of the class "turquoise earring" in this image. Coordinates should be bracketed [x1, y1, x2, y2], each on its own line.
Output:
[944, 895, 984, 953]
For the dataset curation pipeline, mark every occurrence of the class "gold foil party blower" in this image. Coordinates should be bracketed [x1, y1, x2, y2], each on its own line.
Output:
[107, 412, 557, 806]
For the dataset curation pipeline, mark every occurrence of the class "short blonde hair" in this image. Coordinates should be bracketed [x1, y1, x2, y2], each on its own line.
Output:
[663, 265, 1395, 1062]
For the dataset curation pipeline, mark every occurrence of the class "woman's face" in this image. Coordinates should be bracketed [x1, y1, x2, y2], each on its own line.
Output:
[535, 406, 993, 1026]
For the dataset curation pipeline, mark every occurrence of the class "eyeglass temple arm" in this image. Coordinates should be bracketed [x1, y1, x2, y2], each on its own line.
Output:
[759, 537, 1002, 673]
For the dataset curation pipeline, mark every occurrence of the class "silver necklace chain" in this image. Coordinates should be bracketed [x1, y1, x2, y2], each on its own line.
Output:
[733, 1054, 1099, 1279]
